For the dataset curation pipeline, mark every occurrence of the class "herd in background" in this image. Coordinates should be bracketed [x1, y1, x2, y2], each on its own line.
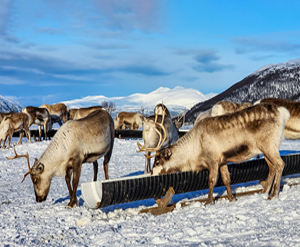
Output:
[2, 97, 300, 208]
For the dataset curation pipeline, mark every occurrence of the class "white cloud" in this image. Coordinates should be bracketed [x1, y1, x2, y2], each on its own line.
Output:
[0, 76, 26, 85]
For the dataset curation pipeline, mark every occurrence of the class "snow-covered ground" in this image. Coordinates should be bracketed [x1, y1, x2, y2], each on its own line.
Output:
[1, 137, 300, 246]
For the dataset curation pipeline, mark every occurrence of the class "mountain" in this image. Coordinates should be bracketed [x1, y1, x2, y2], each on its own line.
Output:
[0, 95, 23, 112]
[62, 86, 216, 118]
[185, 58, 300, 123]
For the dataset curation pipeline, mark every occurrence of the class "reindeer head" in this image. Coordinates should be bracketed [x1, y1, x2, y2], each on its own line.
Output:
[137, 109, 167, 158]
[7, 145, 51, 203]
[154, 103, 170, 118]
[152, 148, 172, 173]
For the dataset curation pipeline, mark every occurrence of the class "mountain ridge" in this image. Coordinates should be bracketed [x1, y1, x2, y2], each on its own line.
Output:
[185, 58, 300, 122]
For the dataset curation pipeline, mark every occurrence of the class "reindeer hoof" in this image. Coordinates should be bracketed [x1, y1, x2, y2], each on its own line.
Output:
[66, 201, 77, 208]
[204, 200, 214, 206]
[228, 195, 236, 202]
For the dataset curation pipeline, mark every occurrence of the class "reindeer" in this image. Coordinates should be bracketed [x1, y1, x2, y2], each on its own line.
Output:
[0, 113, 31, 148]
[195, 101, 252, 125]
[150, 103, 290, 205]
[39, 103, 68, 126]
[114, 112, 143, 130]
[256, 98, 300, 140]
[69, 106, 104, 120]
[138, 104, 178, 174]
[7, 109, 115, 208]
[22, 106, 51, 141]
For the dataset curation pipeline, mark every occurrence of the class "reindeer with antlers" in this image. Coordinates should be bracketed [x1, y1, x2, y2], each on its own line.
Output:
[143, 103, 290, 204]
[7, 109, 115, 208]
[137, 104, 178, 174]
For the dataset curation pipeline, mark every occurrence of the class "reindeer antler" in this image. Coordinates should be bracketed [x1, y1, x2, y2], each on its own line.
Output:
[137, 107, 167, 157]
[176, 108, 186, 122]
[6, 144, 31, 183]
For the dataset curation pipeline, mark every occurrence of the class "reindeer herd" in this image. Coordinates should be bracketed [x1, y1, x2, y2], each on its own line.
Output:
[3, 97, 300, 208]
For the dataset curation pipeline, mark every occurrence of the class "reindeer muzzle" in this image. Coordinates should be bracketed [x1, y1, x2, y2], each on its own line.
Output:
[35, 194, 47, 203]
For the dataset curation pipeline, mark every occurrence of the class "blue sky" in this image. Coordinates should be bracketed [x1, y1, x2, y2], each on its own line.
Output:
[1, 0, 300, 107]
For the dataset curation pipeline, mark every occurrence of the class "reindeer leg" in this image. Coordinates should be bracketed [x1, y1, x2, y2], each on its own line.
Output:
[103, 149, 113, 180]
[16, 131, 24, 145]
[1, 136, 7, 148]
[261, 155, 276, 195]
[6, 133, 12, 149]
[24, 127, 31, 143]
[38, 125, 42, 142]
[264, 153, 285, 199]
[65, 167, 73, 201]
[219, 164, 235, 202]
[93, 160, 98, 181]
[43, 122, 48, 140]
[145, 152, 151, 174]
[206, 165, 218, 206]
[67, 160, 82, 208]
[2, 135, 8, 149]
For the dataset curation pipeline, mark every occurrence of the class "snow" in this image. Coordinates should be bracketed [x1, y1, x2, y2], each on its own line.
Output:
[62, 86, 213, 110]
[252, 58, 300, 75]
[0, 95, 23, 112]
[1, 137, 300, 246]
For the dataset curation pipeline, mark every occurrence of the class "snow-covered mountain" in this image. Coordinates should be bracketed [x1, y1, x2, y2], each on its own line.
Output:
[62, 86, 215, 118]
[186, 58, 300, 122]
[0, 95, 23, 112]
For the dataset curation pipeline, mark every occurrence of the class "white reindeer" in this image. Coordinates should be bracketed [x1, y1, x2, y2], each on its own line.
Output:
[114, 112, 143, 130]
[151, 103, 290, 205]
[138, 103, 178, 174]
[7, 109, 115, 208]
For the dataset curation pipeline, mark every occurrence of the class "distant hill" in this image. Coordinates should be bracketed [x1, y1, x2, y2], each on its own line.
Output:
[62, 86, 216, 118]
[0, 95, 23, 112]
[185, 58, 300, 123]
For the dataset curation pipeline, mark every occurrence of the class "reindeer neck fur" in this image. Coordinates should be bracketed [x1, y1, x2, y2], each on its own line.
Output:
[38, 123, 78, 178]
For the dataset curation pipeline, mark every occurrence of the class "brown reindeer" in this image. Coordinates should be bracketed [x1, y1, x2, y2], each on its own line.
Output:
[0, 113, 31, 148]
[39, 103, 68, 126]
[256, 98, 300, 140]
[151, 103, 289, 205]
[7, 109, 115, 208]
[114, 112, 143, 130]
[22, 106, 51, 141]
